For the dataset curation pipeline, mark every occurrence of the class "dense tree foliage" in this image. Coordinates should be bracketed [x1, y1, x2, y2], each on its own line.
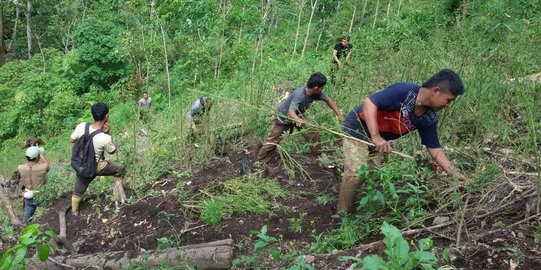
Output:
[0, 0, 539, 173]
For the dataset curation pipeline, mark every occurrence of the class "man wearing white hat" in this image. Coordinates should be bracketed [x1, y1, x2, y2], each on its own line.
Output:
[11, 146, 49, 224]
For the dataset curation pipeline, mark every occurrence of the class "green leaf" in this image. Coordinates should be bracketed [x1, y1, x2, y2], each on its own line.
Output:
[1, 253, 14, 270]
[38, 245, 50, 262]
[44, 230, 57, 239]
[12, 246, 27, 265]
[412, 251, 437, 263]
[418, 238, 432, 251]
[20, 237, 36, 246]
[362, 255, 388, 270]
[254, 241, 267, 250]
[359, 196, 370, 207]
[442, 248, 450, 263]
[388, 183, 398, 199]
[21, 224, 40, 235]
[268, 248, 281, 260]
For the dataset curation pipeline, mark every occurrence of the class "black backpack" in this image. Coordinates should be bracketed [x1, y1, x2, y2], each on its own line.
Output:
[71, 123, 103, 178]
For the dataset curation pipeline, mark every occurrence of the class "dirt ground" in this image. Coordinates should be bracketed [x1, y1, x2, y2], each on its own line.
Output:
[36, 146, 339, 261]
[18, 143, 541, 269]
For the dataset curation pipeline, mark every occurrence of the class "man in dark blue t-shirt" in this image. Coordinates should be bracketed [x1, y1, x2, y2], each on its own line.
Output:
[337, 69, 467, 213]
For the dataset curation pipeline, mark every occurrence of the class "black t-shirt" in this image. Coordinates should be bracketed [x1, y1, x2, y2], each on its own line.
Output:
[334, 42, 353, 59]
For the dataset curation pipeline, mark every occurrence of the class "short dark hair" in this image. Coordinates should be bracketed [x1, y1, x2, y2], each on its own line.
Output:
[91, 102, 109, 121]
[422, 69, 464, 96]
[307, 72, 327, 88]
[341, 35, 350, 41]
[143, 91, 148, 94]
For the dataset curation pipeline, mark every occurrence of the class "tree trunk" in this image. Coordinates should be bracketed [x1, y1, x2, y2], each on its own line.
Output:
[461, 0, 469, 21]
[0, 6, 5, 65]
[25, 0, 32, 59]
[160, 24, 171, 108]
[215, 0, 230, 80]
[372, 0, 380, 29]
[146, 0, 157, 91]
[397, 0, 403, 17]
[292, 0, 307, 58]
[33, 32, 45, 71]
[237, 8, 244, 44]
[252, 0, 272, 73]
[386, 0, 391, 18]
[300, 0, 317, 60]
[315, 6, 325, 52]
[359, 0, 368, 27]
[27, 239, 235, 270]
[8, 0, 20, 52]
[348, 0, 359, 34]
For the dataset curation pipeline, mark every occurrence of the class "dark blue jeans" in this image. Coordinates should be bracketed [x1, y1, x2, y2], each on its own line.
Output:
[23, 198, 39, 224]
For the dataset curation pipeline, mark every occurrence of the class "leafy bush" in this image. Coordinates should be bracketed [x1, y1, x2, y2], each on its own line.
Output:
[0, 224, 57, 270]
[339, 222, 439, 270]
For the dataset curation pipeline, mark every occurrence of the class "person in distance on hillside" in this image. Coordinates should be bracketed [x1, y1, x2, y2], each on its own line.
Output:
[257, 72, 345, 171]
[11, 146, 49, 224]
[333, 35, 353, 69]
[331, 35, 353, 85]
[337, 69, 468, 214]
[138, 92, 152, 120]
[70, 102, 126, 216]
[187, 96, 213, 134]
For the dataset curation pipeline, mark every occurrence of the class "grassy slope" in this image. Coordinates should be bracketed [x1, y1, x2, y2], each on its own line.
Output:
[0, 0, 539, 225]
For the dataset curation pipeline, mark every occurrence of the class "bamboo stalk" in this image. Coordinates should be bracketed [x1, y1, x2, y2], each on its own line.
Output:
[308, 123, 414, 159]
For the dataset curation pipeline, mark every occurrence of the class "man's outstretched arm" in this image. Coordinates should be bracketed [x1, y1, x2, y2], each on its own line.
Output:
[325, 97, 345, 123]
[427, 147, 467, 181]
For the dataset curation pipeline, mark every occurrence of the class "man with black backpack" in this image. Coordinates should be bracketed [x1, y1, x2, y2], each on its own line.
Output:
[70, 102, 126, 216]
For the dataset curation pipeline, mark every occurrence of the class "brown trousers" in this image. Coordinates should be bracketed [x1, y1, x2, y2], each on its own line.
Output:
[257, 118, 320, 164]
[336, 137, 382, 214]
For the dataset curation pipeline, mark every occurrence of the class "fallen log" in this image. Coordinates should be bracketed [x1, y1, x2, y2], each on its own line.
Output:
[57, 205, 76, 255]
[0, 185, 23, 227]
[28, 238, 234, 270]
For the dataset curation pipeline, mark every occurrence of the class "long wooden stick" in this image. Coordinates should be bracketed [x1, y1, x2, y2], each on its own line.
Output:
[310, 124, 414, 160]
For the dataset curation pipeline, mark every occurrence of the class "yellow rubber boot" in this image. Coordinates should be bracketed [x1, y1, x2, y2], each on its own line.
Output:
[71, 195, 82, 215]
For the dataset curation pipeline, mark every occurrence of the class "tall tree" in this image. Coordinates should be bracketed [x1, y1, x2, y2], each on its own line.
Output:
[292, 0, 307, 57]
[360, 0, 368, 27]
[25, 0, 31, 59]
[397, 0, 403, 17]
[300, 0, 317, 60]
[0, 5, 4, 65]
[252, 0, 272, 73]
[372, 0, 380, 29]
[160, 24, 171, 108]
[8, 0, 19, 52]
[348, 0, 359, 34]
[215, 0, 231, 79]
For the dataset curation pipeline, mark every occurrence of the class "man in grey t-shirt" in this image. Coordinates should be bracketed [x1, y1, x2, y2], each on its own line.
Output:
[138, 92, 152, 120]
[257, 72, 345, 166]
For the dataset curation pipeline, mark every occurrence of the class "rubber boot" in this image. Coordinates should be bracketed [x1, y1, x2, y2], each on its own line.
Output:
[336, 173, 361, 214]
[71, 195, 82, 216]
